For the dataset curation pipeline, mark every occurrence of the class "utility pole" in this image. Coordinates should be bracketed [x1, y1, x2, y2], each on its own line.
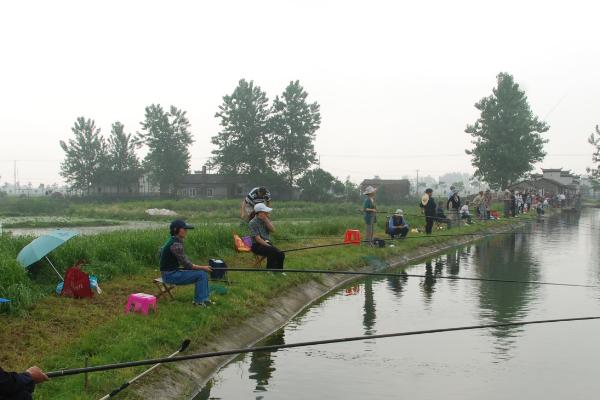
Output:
[415, 169, 419, 196]
[13, 160, 17, 196]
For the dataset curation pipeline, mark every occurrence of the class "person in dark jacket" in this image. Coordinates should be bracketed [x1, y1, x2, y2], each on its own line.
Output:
[159, 220, 213, 307]
[420, 188, 437, 234]
[1, 366, 47, 400]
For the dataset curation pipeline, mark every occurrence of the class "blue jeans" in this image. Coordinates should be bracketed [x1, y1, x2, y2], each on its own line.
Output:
[162, 270, 209, 303]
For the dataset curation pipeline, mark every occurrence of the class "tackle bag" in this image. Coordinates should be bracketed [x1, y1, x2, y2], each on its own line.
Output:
[61, 267, 94, 299]
[373, 238, 386, 248]
[209, 259, 228, 280]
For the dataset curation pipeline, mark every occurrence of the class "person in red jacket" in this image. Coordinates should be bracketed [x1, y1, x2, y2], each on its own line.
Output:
[0, 366, 48, 400]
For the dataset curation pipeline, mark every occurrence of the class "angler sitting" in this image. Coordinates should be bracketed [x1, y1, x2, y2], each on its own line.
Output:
[159, 220, 214, 307]
[249, 203, 285, 270]
[388, 209, 409, 239]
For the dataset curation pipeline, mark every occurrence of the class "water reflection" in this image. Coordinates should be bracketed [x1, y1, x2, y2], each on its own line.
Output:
[248, 329, 285, 392]
[386, 271, 408, 298]
[363, 279, 377, 335]
[475, 234, 541, 360]
[421, 259, 443, 304]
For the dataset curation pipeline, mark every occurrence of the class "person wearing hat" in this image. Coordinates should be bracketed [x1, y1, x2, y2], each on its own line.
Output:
[362, 186, 377, 245]
[249, 203, 285, 270]
[419, 188, 437, 234]
[241, 186, 272, 222]
[159, 220, 214, 307]
[388, 209, 409, 239]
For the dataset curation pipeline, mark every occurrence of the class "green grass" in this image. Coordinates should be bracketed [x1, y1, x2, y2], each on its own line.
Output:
[0, 197, 539, 399]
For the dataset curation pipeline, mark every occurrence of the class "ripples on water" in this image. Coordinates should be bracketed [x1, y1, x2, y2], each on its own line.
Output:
[197, 209, 600, 400]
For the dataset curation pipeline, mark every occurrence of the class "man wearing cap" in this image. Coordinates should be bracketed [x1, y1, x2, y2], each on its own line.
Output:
[362, 186, 377, 245]
[388, 209, 409, 239]
[159, 220, 213, 307]
[249, 203, 285, 270]
[241, 186, 272, 222]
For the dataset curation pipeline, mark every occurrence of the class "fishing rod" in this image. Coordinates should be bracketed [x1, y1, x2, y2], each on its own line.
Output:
[46, 316, 600, 378]
[98, 339, 190, 399]
[214, 267, 594, 288]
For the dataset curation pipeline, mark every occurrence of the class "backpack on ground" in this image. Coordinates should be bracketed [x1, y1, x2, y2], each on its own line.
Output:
[62, 267, 94, 299]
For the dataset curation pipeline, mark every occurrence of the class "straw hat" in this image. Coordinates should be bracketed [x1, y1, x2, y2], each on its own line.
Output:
[363, 185, 377, 195]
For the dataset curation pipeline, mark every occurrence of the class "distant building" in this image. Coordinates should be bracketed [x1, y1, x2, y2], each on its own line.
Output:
[359, 179, 411, 202]
[177, 170, 249, 199]
[508, 168, 580, 196]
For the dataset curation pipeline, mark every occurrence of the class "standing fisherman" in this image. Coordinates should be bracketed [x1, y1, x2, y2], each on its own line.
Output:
[420, 188, 437, 235]
[241, 186, 272, 222]
[362, 186, 378, 245]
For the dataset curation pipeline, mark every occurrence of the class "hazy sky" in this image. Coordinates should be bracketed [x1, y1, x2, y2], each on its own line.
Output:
[1, 0, 599, 186]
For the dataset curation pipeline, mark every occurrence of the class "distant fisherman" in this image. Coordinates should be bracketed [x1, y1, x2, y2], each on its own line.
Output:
[362, 186, 378, 245]
[159, 220, 214, 307]
[241, 187, 272, 222]
[420, 188, 437, 235]
[388, 209, 409, 239]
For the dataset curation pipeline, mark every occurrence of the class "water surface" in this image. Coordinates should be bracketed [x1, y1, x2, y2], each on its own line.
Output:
[198, 209, 600, 399]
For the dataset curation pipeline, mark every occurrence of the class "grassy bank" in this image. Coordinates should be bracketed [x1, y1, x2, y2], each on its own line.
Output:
[0, 201, 535, 399]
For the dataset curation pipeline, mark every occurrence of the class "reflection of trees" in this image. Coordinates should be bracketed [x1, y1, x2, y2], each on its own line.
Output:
[386, 272, 408, 298]
[363, 279, 377, 335]
[248, 329, 286, 391]
[475, 234, 540, 360]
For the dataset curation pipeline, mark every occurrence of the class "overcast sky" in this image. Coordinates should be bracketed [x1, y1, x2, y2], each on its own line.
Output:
[1, 0, 599, 186]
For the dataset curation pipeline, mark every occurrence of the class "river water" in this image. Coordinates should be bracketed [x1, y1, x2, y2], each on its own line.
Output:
[197, 209, 600, 400]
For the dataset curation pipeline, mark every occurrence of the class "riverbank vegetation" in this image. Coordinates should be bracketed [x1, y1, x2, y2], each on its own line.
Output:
[0, 205, 537, 399]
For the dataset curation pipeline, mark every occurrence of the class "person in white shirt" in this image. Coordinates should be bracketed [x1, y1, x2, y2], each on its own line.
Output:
[460, 201, 472, 224]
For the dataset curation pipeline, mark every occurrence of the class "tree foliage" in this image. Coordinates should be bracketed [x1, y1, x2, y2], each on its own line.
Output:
[465, 73, 549, 190]
[297, 168, 342, 201]
[271, 80, 321, 187]
[59, 117, 106, 194]
[138, 104, 193, 195]
[103, 122, 142, 192]
[587, 125, 600, 185]
[210, 79, 272, 175]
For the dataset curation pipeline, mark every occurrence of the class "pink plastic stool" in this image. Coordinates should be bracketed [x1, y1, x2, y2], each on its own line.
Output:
[125, 293, 157, 315]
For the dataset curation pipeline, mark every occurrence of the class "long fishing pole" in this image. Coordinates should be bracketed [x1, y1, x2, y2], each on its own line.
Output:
[98, 339, 190, 399]
[214, 267, 594, 288]
[46, 316, 600, 378]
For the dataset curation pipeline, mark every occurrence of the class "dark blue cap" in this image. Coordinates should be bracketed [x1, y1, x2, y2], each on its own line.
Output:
[170, 219, 194, 235]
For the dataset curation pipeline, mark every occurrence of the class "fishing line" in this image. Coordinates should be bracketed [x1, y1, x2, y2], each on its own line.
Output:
[46, 316, 600, 378]
[215, 267, 594, 288]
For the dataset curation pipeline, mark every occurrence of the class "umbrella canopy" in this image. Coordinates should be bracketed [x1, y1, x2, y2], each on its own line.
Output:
[16, 230, 78, 278]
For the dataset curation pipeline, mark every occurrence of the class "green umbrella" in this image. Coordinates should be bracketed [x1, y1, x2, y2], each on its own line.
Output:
[16, 230, 79, 281]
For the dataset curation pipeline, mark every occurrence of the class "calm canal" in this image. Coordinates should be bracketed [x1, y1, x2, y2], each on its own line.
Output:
[197, 209, 600, 399]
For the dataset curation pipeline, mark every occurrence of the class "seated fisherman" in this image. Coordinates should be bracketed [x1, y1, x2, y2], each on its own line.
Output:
[388, 209, 409, 239]
[159, 220, 214, 307]
[435, 206, 452, 227]
[460, 201, 472, 224]
[1, 366, 48, 400]
[249, 203, 285, 270]
[241, 186, 271, 222]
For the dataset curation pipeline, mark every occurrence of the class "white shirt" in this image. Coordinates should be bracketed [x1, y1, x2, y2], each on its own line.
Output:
[460, 205, 470, 215]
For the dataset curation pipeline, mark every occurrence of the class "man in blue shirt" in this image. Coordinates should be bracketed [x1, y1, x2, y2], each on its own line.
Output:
[159, 220, 213, 307]
[388, 209, 409, 239]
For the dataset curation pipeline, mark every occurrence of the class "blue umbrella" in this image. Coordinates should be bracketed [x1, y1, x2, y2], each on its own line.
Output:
[16, 230, 79, 281]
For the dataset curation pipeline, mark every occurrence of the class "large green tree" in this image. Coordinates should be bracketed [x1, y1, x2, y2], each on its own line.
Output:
[587, 125, 600, 185]
[210, 79, 272, 175]
[59, 117, 106, 194]
[270, 80, 321, 187]
[465, 73, 549, 190]
[297, 168, 341, 201]
[103, 122, 142, 193]
[138, 104, 193, 196]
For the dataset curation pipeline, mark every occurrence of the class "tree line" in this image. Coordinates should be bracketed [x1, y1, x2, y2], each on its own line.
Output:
[59, 80, 354, 200]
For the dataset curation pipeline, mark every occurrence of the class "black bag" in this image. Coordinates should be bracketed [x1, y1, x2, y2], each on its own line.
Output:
[373, 238, 386, 248]
[209, 259, 228, 280]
